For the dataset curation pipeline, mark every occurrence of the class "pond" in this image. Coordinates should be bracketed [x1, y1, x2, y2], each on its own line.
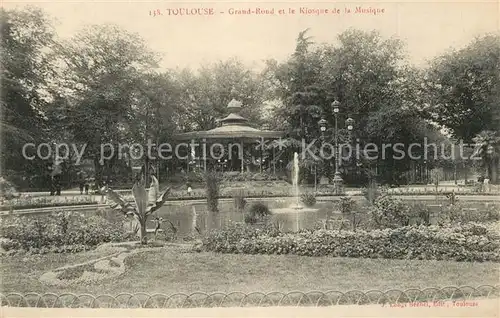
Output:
[153, 199, 334, 236]
[3, 196, 496, 239]
[150, 197, 482, 237]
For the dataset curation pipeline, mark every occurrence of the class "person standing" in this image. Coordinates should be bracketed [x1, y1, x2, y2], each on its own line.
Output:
[478, 175, 485, 192]
[53, 161, 62, 195]
[484, 177, 490, 192]
[77, 170, 86, 194]
[49, 160, 62, 195]
[84, 177, 90, 195]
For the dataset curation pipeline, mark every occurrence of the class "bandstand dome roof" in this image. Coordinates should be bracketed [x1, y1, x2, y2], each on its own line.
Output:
[174, 99, 284, 140]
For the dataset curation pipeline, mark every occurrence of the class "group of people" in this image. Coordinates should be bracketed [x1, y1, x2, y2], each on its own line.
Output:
[48, 167, 94, 196]
[77, 170, 91, 195]
[477, 176, 492, 192]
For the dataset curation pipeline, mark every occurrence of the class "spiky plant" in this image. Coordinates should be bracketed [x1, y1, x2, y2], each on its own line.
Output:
[102, 175, 170, 244]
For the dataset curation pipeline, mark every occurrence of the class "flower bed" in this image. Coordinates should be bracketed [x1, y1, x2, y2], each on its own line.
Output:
[0, 211, 128, 254]
[0, 201, 98, 211]
[221, 172, 286, 182]
[386, 187, 499, 195]
[1, 196, 99, 211]
[202, 222, 500, 262]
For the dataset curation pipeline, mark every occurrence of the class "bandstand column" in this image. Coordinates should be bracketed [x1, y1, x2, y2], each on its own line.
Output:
[273, 146, 276, 175]
[240, 140, 244, 172]
[203, 138, 207, 172]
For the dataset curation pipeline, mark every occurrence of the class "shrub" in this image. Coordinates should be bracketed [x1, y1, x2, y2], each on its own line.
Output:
[222, 172, 283, 182]
[410, 203, 432, 226]
[437, 203, 500, 225]
[338, 197, 356, 214]
[335, 196, 363, 231]
[300, 193, 316, 207]
[248, 202, 271, 218]
[485, 204, 500, 221]
[202, 222, 500, 262]
[368, 195, 412, 228]
[243, 202, 272, 224]
[244, 212, 258, 224]
[0, 211, 127, 253]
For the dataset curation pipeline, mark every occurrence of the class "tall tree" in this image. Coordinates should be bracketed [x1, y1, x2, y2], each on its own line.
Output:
[54, 24, 159, 185]
[174, 58, 265, 132]
[0, 6, 56, 186]
[422, 34, 500, 142]
[268, 29, 434, 184]
[127, 71, 180, 182]
[267, 29, 326, 182]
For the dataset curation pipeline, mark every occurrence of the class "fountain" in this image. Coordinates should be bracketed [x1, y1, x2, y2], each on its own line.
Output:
[272, 152, 318, 214]
[291, 152, 302, 209]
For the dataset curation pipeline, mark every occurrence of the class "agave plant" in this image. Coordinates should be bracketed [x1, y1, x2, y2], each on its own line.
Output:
[101, 175, 171, 244]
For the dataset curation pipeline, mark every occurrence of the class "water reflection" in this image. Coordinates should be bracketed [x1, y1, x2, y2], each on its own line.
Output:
[152, 198, 497, 237]
[153, 200, 333, 236]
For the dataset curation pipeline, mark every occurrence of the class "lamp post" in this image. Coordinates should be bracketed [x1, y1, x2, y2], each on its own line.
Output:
[318, 118, 327, 192]
[320, 101, 355, 195]
[449, 138, 458, 185]
[345, 117, 355, 183]
[332, 100, 346, 194]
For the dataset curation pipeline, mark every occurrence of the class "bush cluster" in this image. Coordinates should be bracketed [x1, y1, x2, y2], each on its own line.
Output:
[202, 222, 500, 262]
[221, 172, 284, 182]
[300, 193, 316, 207]
[367, 195, 413, 228]
[244, 202, 272, 224]
[1, 211, 127, 254]
[437, 203, 500, 225]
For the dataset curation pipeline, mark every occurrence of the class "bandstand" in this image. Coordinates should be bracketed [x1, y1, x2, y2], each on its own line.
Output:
[173, 99, 285, 174]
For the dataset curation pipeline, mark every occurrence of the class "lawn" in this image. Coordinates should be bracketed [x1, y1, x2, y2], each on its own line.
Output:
[1, 246, 498, 295]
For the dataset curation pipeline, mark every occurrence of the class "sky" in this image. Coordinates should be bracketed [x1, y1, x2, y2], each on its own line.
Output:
[3, 0, 499, 71]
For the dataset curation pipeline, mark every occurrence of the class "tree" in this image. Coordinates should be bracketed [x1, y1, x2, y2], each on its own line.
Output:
[54, 24, 160, 185]
[267, 29, 434, 184]
[266, 29, 326, 183]
[0, 6, 56, 185]
[173, 58, 266, 132]
[126, 71, 180, 183]
[422, 34, 500, 142]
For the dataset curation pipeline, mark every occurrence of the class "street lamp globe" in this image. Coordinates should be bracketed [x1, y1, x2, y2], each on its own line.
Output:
[346, 117, 354, 131]
[318, 118, 327, 132]
[331, 100, 340, 113]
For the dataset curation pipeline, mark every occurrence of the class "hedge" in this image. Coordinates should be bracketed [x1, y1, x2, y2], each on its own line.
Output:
[202, 222, 500, 262]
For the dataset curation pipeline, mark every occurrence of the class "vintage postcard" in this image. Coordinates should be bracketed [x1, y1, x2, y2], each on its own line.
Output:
[1, 0, 499, 317]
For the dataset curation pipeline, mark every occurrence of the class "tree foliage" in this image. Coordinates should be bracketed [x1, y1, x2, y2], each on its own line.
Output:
[0, 6, 55, 179]
[173, 58, 265, 132]
[2, 5, 498, 188]
[422, 34, 500, 142]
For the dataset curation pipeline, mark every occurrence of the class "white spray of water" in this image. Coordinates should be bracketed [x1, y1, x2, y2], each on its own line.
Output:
[292, 152, 300, 208]
[192, 205, 198, 232]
